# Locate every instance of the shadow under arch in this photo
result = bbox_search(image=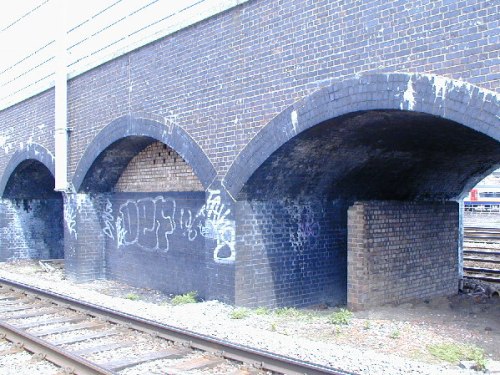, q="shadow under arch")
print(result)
[226,73,500,309]
[0,144,63,260]
[224,73,500,200]
[72,115,216,192]
[0,143,56,198]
